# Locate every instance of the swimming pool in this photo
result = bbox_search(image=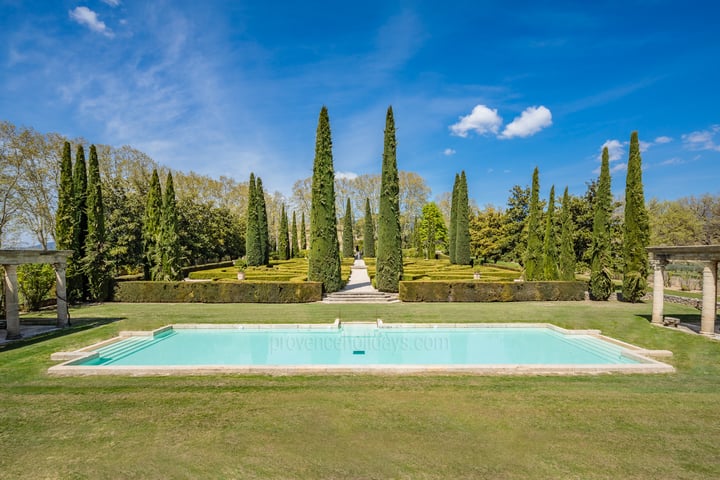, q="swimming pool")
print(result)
[49,322,674,375]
